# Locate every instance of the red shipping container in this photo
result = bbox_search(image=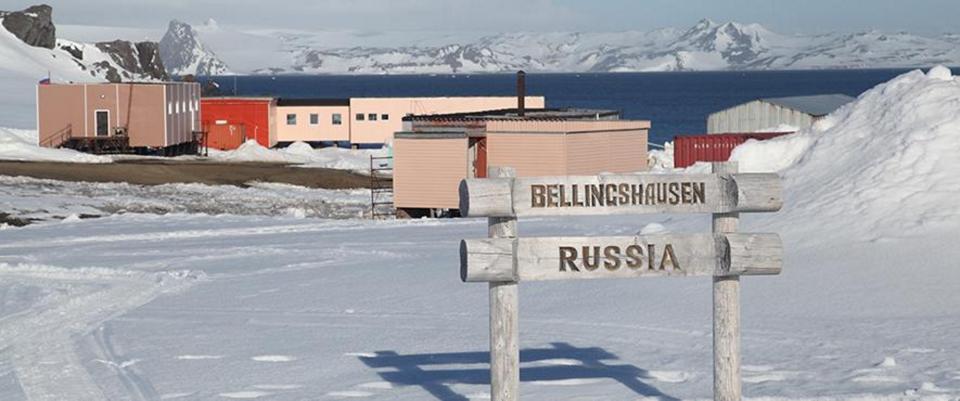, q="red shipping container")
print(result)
[201,98,275,149]
[673,132,792,168]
